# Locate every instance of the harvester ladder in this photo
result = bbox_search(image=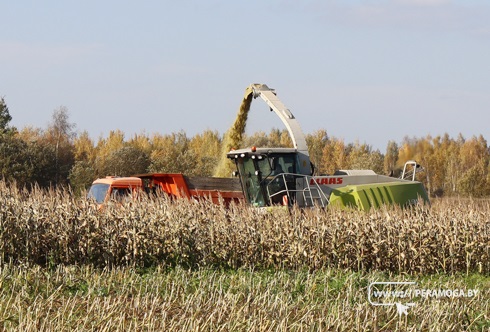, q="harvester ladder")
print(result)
[301,177,329,208]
